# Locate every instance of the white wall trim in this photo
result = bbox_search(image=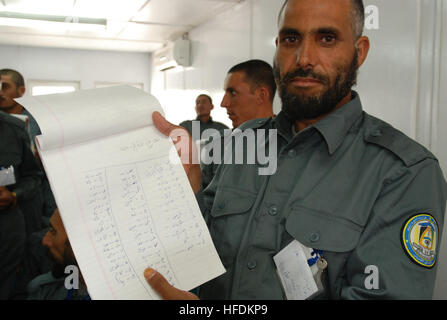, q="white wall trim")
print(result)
[415,0,442,151]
